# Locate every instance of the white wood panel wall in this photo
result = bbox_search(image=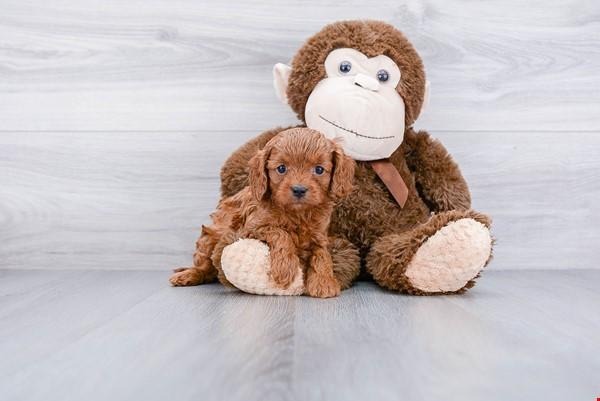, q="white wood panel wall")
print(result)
[1,0,599,271]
